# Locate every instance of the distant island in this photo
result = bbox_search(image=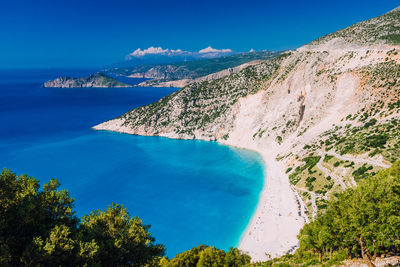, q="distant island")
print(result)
[103,51,282,87]
[43,73,131,88]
